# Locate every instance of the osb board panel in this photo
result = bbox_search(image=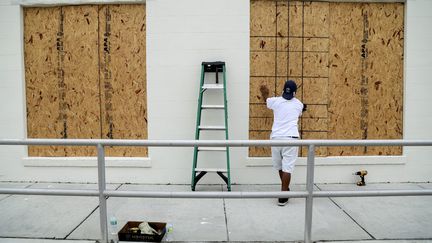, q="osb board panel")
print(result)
[302,118,328,132]
[25,7,67,156]
[99,4,147,157]
[277,37,302,52]
[288,52,302,77]
[303,52,328,78]
[249,1,403,157]
[250,37,276,51]
[302,105,327,118]
[249,131,271,157]
[276,0,288,37]
[276,52,288,76]
[328,2,403,156]
[250,52,276,76]
[63,5,100,156]
[304,38,329,52]
[303,78,328,104]
[364,3,403,155]
[289,1,303,37]
[250,77,276,103]
[301,132,328,157]
[25,4,147,157]
[250,104,273,118]
[249,118,273,131]
[328,3,366,156]
[250,0,276,36]
[303,2,329,38]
